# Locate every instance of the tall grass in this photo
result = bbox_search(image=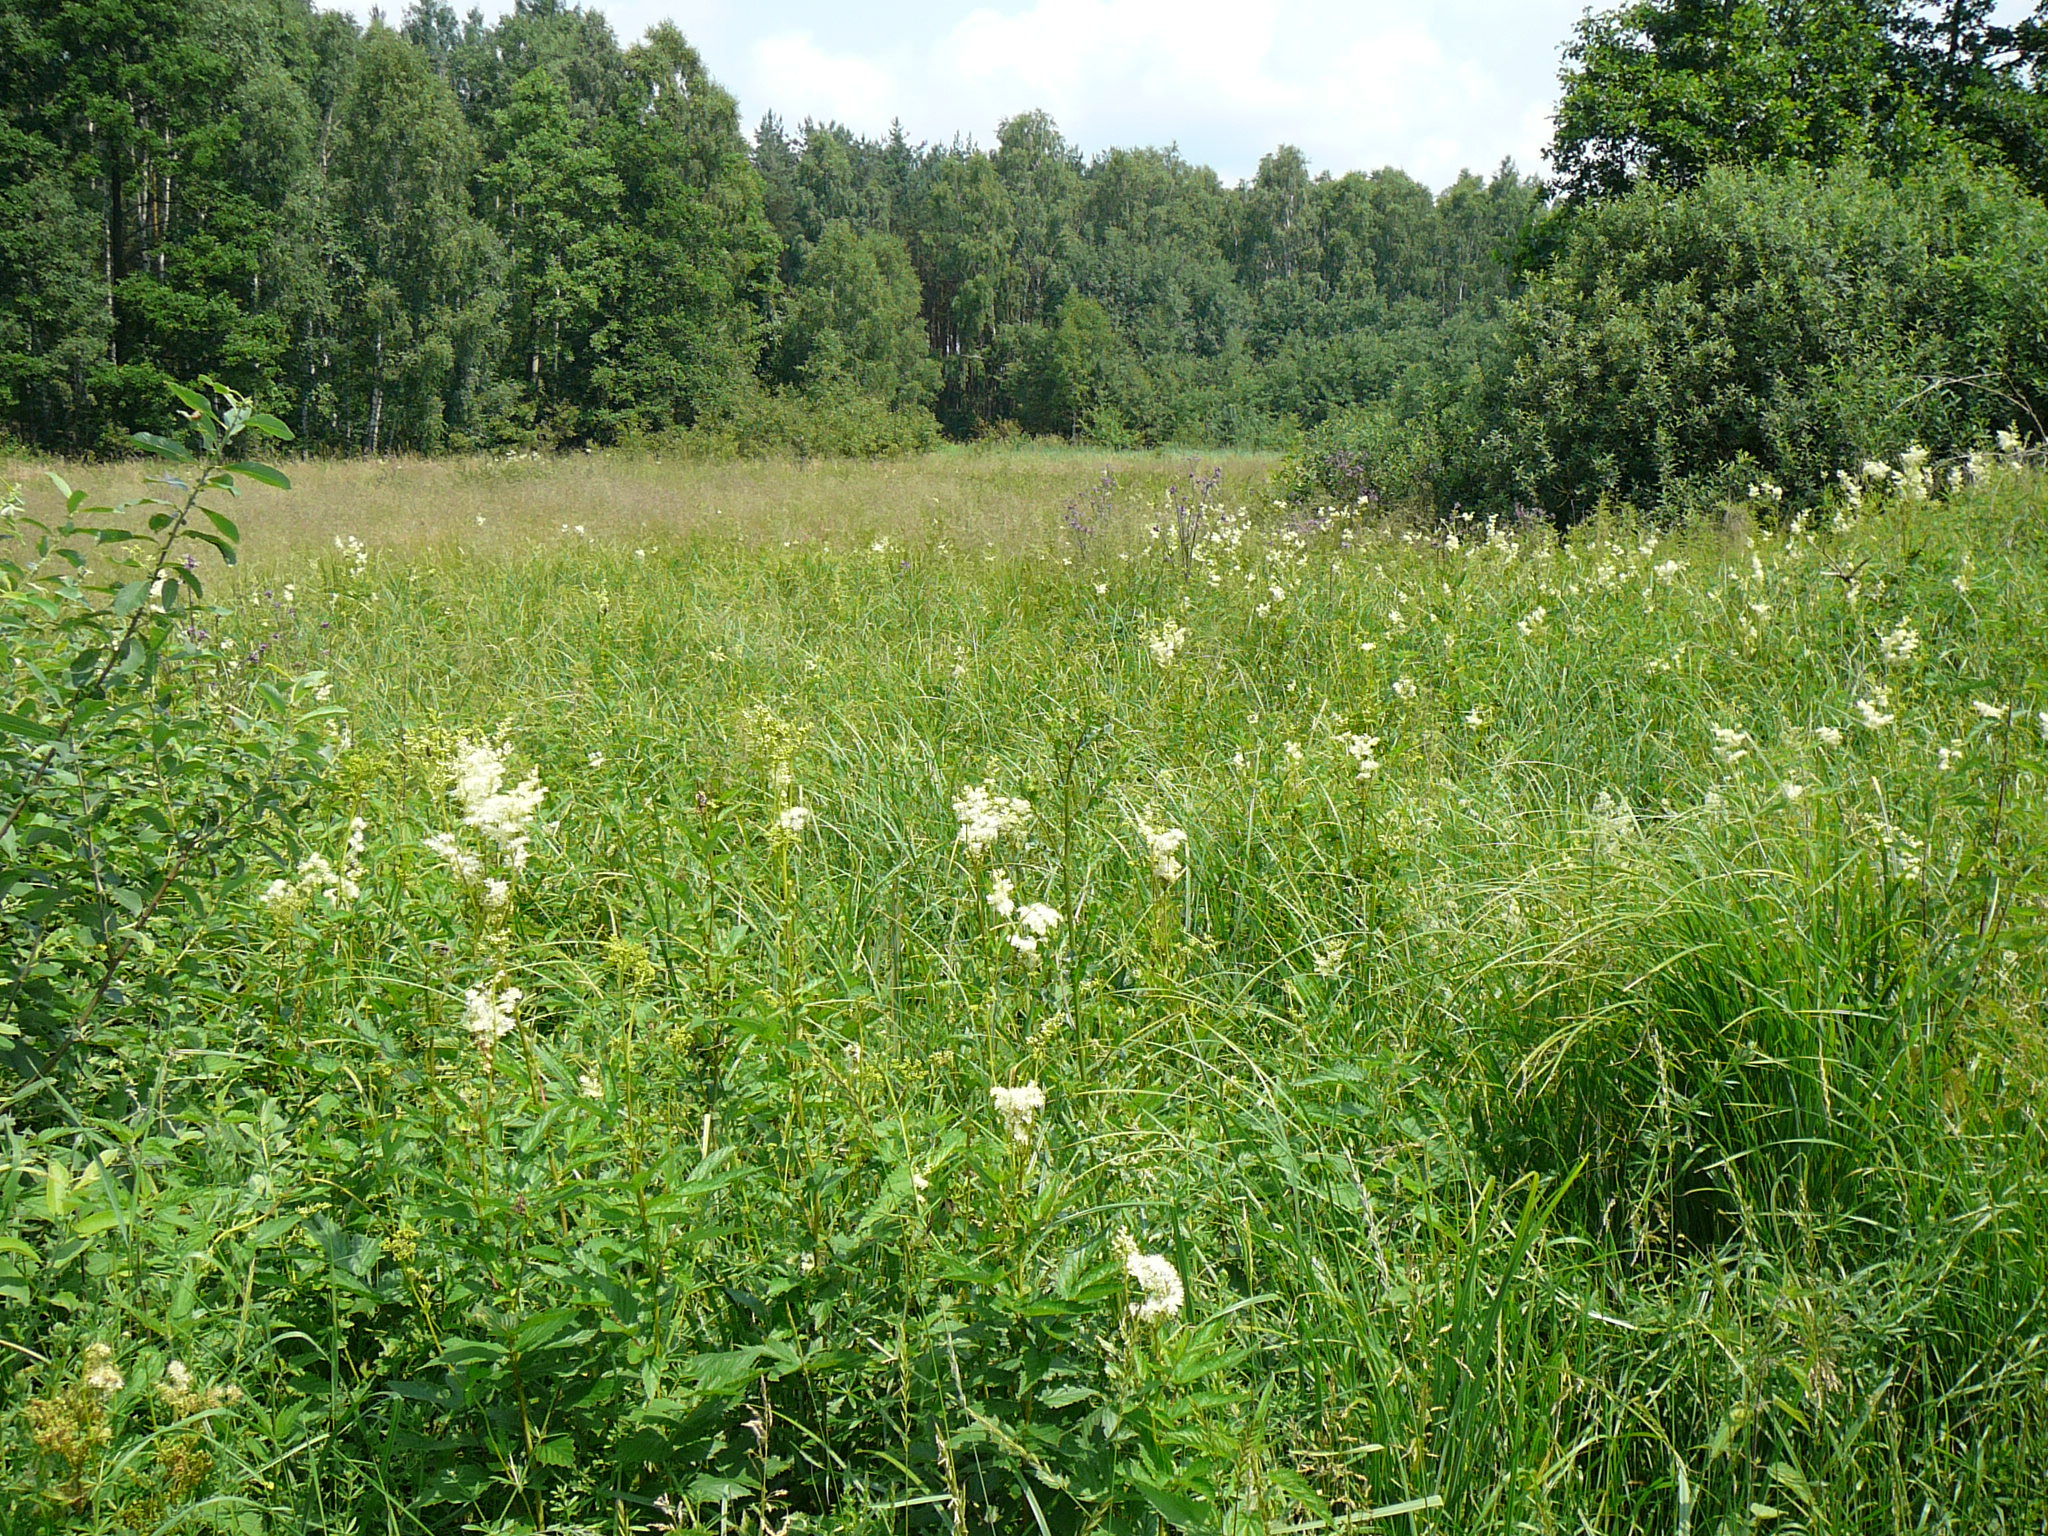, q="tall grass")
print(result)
[3,455,2045,1533]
